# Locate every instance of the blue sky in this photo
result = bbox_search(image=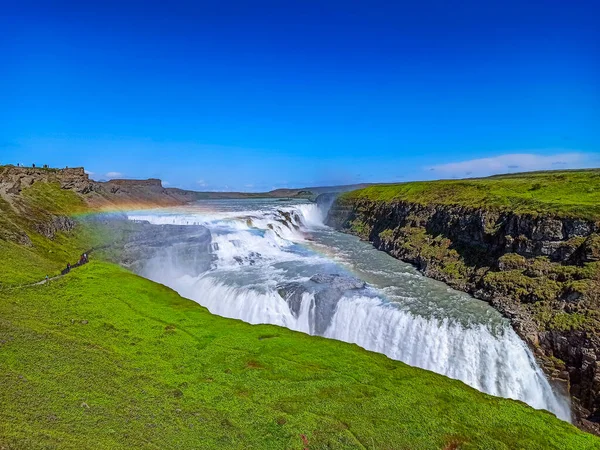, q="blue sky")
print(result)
[1,1,599,191]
